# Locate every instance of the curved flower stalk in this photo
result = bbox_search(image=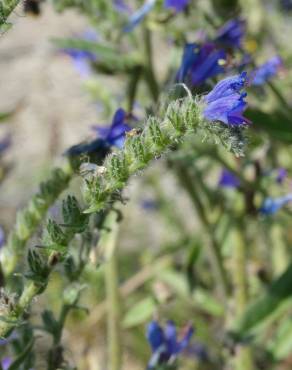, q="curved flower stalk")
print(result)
[0,164,73,278]
[0,196,88,338]
[83,77,249,214]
